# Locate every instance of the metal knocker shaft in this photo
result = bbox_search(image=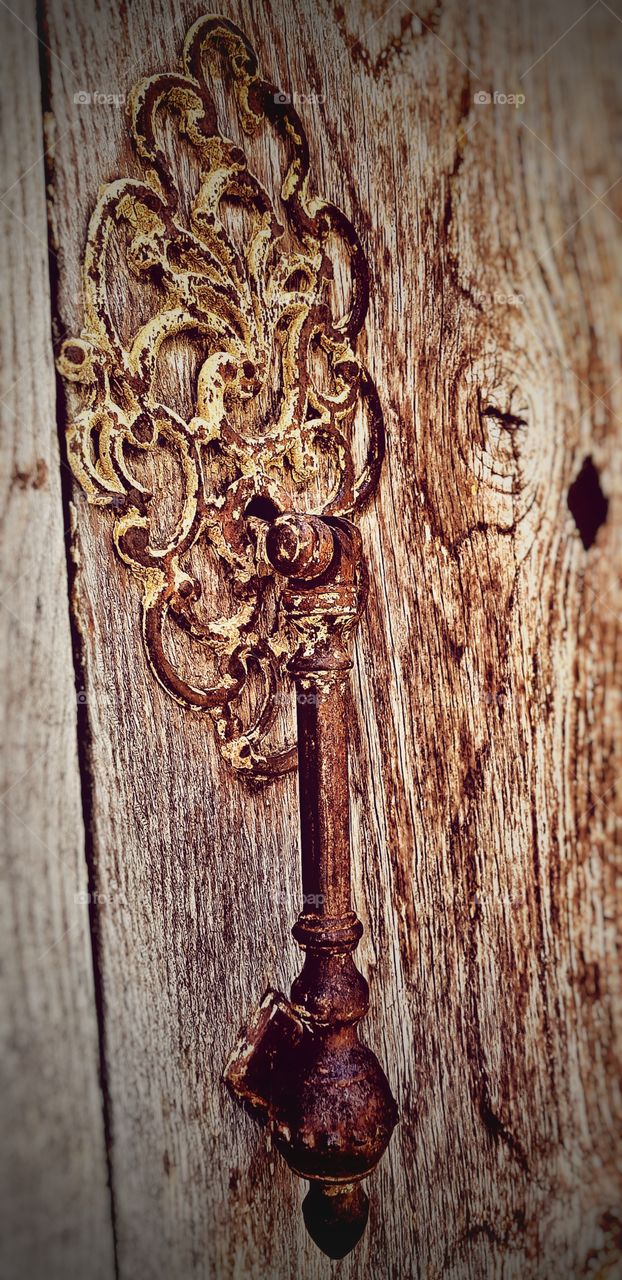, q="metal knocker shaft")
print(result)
[225,514,398,1258]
